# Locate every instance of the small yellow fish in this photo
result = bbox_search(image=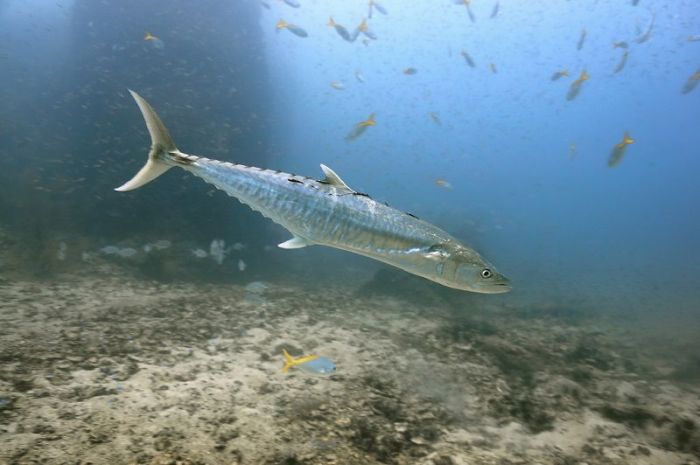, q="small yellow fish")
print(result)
[276,19,308,38]
[144,32,165,50]
[345,113,376,141]
[403,67,417,75]
[328,17,354,42]
[566,70,589,101]
[608,131,634,168]
[357,18,377,40]
[368,0,388,18]
[330,80,345,90]
[435,179,452,189]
